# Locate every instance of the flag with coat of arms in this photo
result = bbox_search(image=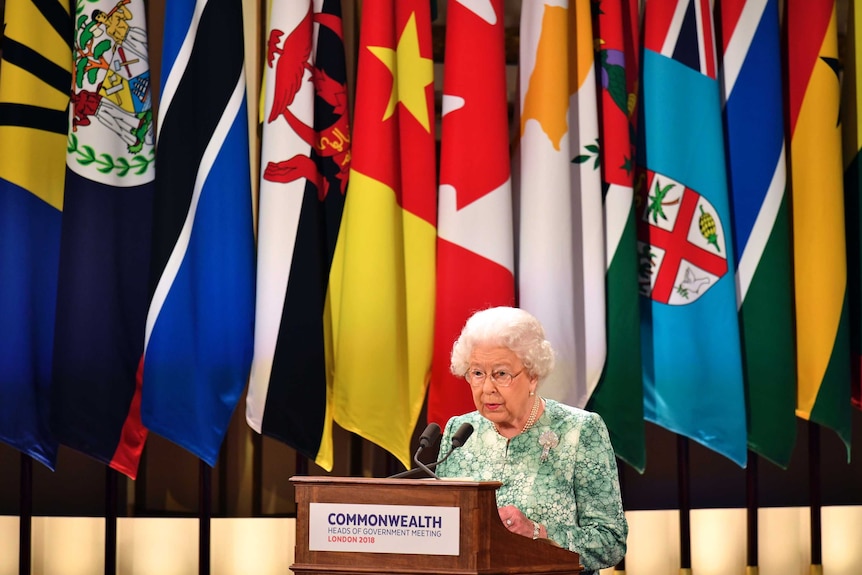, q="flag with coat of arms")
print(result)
[51,0,154,478]
[637,0,747,467]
